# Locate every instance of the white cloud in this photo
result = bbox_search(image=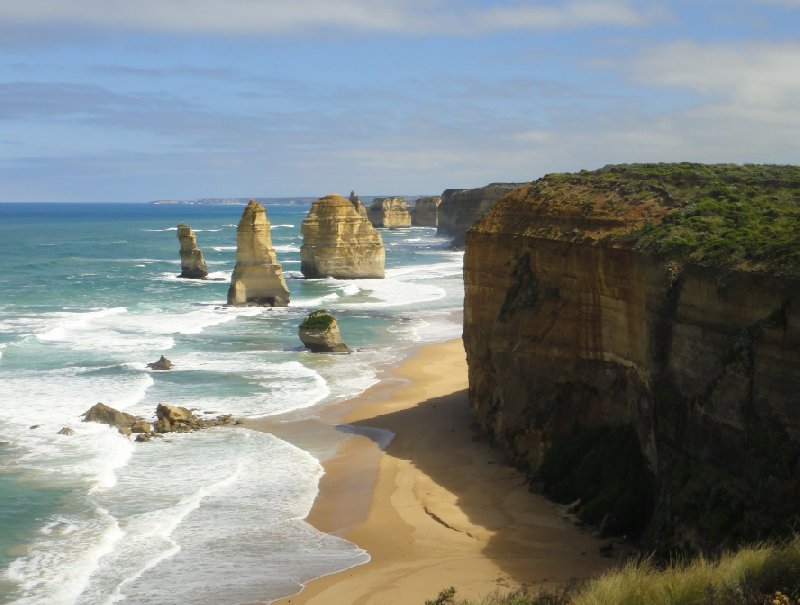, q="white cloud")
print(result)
[0,0,652,34]
[632,40,800,109]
